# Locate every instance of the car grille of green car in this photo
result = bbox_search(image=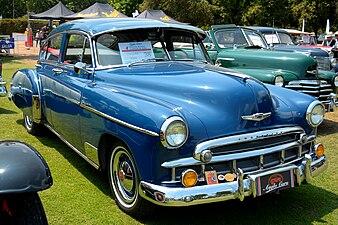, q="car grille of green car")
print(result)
[285,80,334,106]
